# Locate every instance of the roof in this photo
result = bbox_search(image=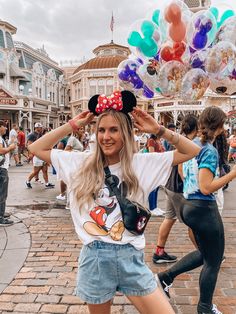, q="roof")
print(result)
[93,42,130,55]
[73,55,127,74]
